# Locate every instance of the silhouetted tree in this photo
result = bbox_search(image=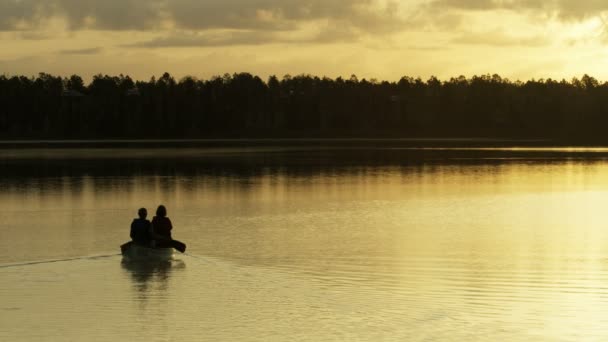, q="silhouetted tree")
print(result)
[3,72,608,142]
